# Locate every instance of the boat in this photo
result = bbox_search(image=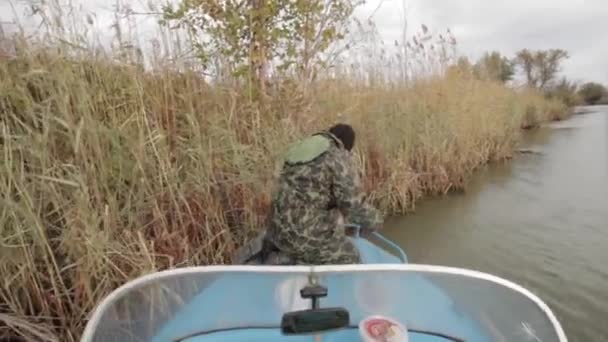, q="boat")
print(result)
[80,228,568,341]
